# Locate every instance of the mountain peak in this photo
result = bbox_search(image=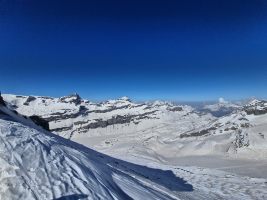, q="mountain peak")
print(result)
[59,93,82,105]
